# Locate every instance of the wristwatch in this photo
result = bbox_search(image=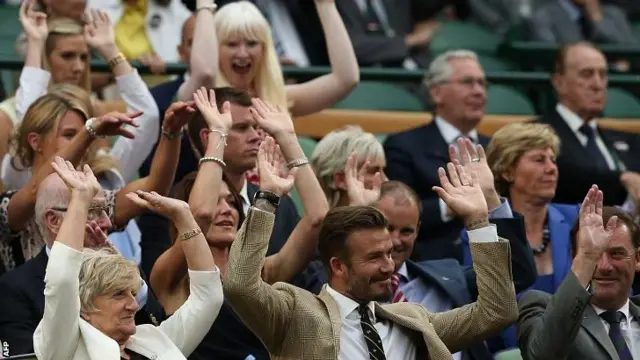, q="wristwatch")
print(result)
[253,190,280,208]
